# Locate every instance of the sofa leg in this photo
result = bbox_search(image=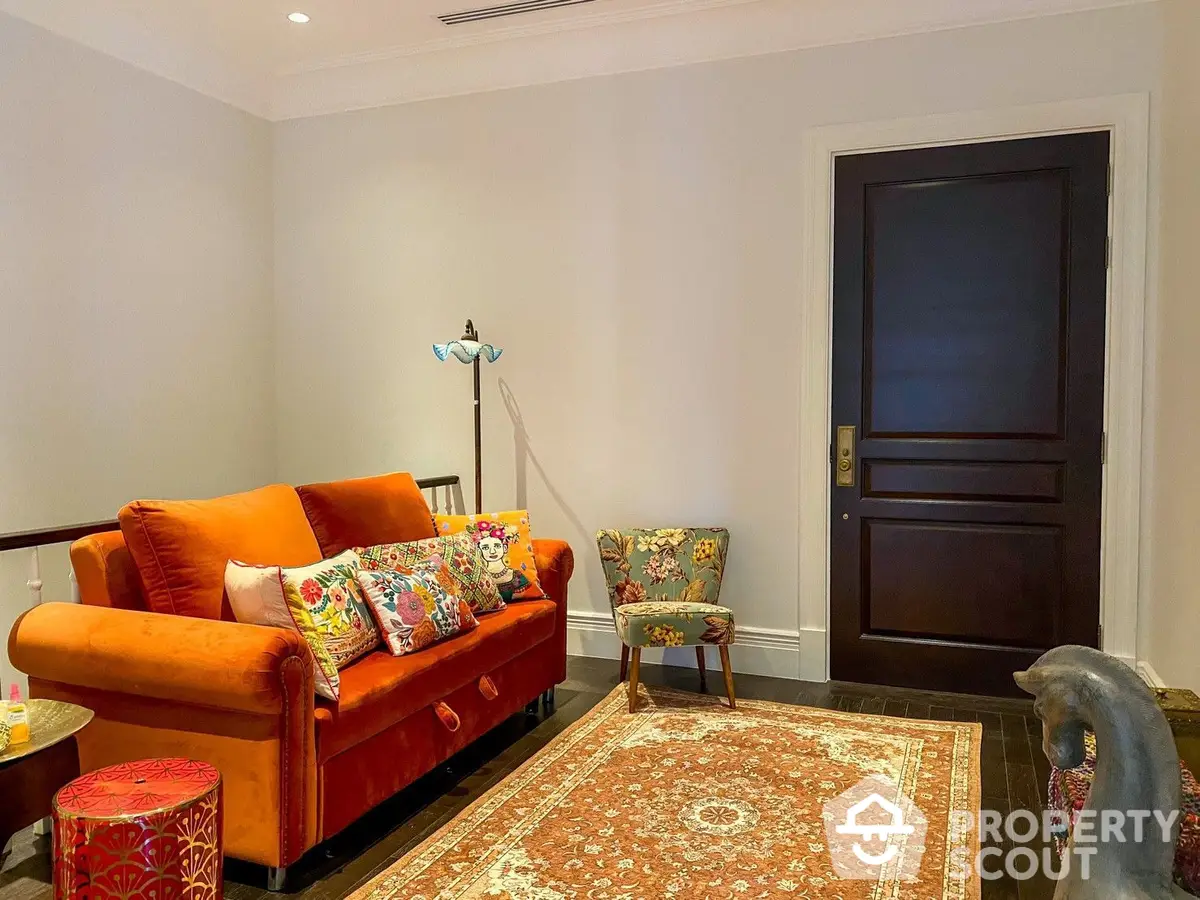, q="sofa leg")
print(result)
[525,700,540,716]
[542,688,556,712]
[267,866,287,892]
